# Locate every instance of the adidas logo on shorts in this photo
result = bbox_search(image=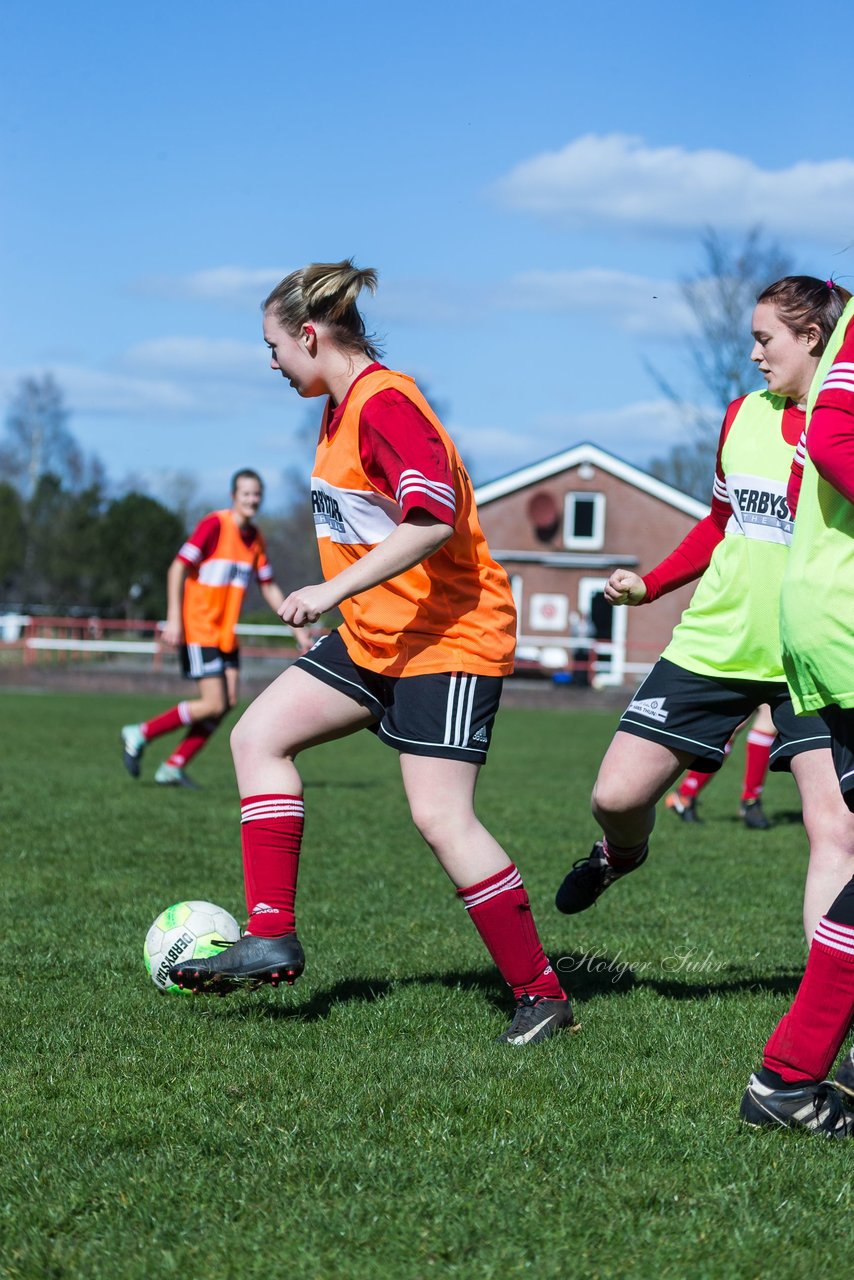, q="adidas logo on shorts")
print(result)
[471,725,489,744]
[627,696,668,723]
